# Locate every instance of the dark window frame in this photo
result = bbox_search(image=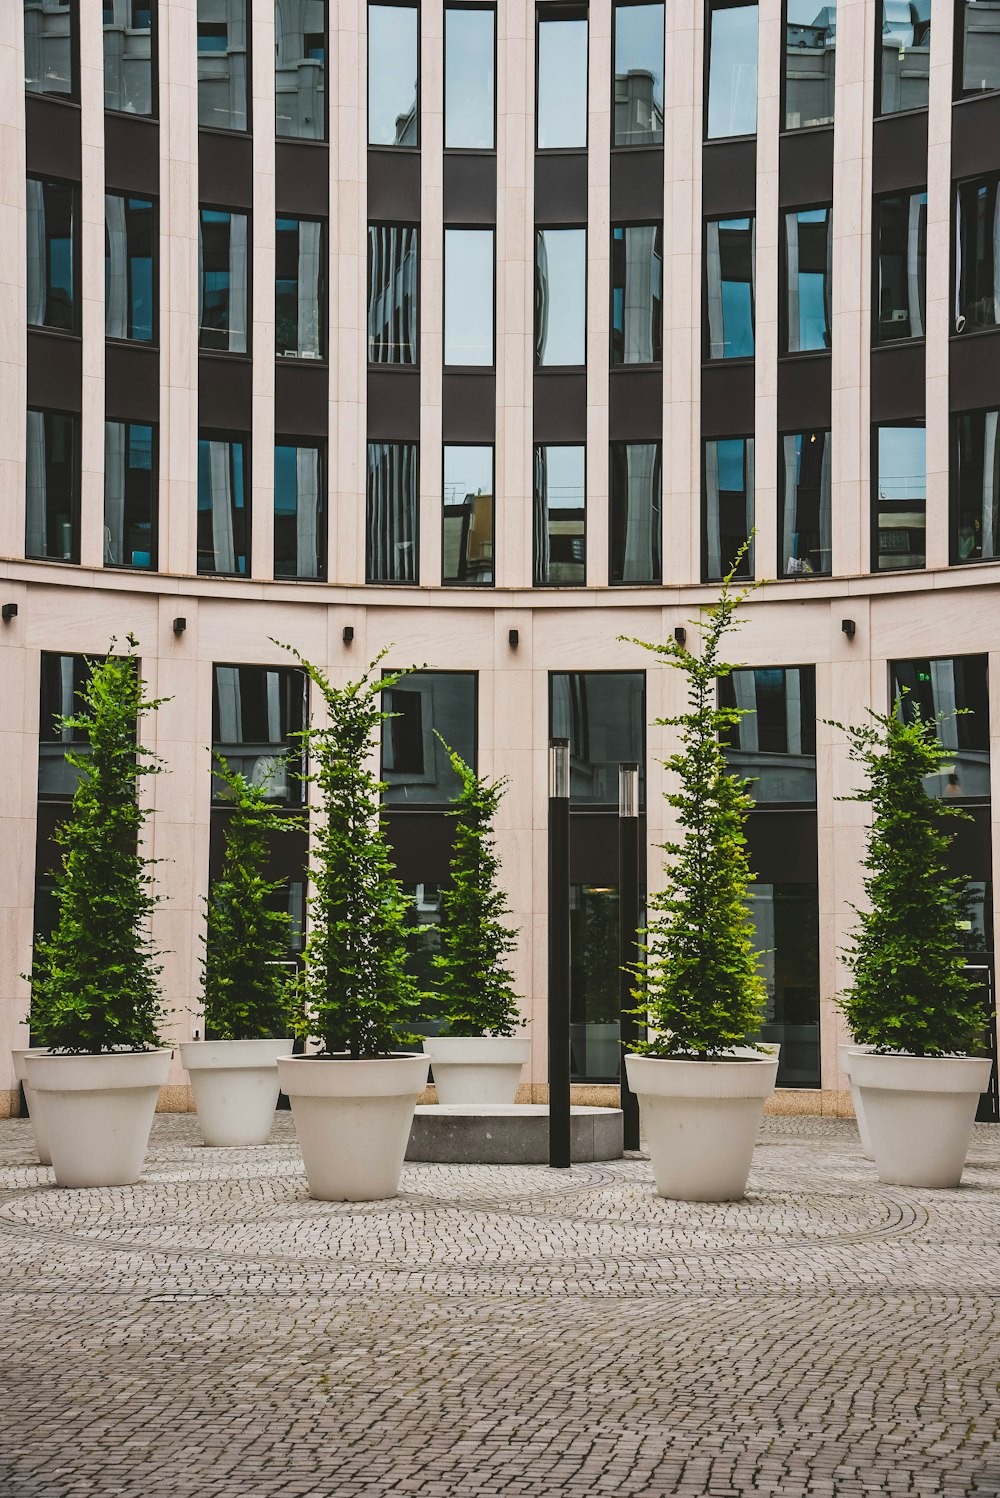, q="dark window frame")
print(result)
[703,0,759,143]
[196,426,252,577]
[24,0,81,105]
[611,0,666,151]
[25,404,81,566]
[443,222,497,371]
[701,431,755,583]
[103,0,159,121]
[367,219,421,367]
[779,0,837,136]
[196,0,252,135]
[702,211,756,363]
[27,173,81,338]
[441,440,496,587]
[872,185,927,347]
[608,438,663,585]
[778,199,833,357]
[535,222,589,370]
[273,434,328,582]
[274,212,328,363]
[610,219,664,368]
[777,426,832,579]
[365,438,421,585]
[105,189,159,347]
[275,0,329,142]
[535,2,590,152]
[952,169,1000,340]
[443,1,497,153]
[874,0,930,118]
[547,667,648,811]
[533,439,588,587]
[950,405,1000,566]
[870,416,927,574]
[210,660,308,806]
[198,201,252,358]
[720,661,819,808]
[380,668,480,805]
[103,415,159,572]
[954,0,1000,100]
[367,0,421,151]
